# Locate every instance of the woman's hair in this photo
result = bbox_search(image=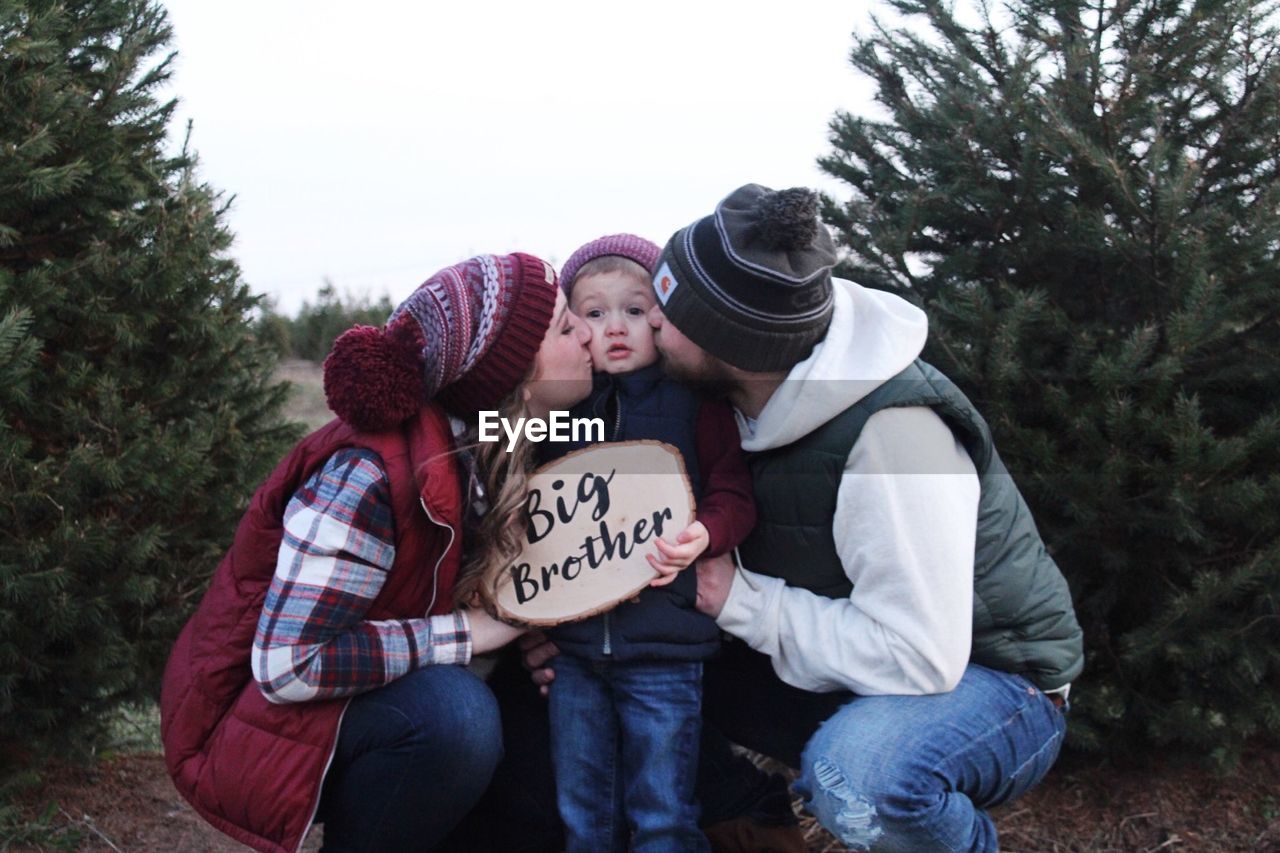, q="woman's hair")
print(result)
[450,380,541,610]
